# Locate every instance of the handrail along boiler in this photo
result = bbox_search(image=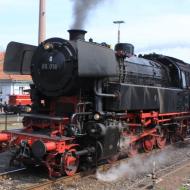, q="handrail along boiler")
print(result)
[0,29,190,177]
